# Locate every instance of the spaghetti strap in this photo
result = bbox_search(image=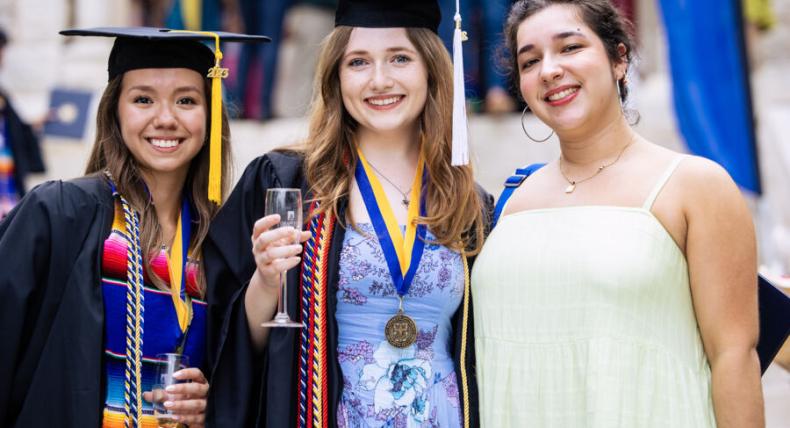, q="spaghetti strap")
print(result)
[642,156,686,210]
